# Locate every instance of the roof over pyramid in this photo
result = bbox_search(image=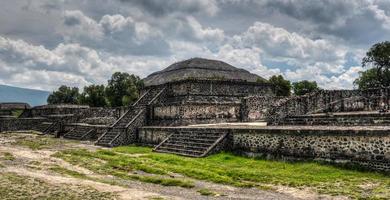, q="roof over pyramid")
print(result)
[143,58,265,86]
